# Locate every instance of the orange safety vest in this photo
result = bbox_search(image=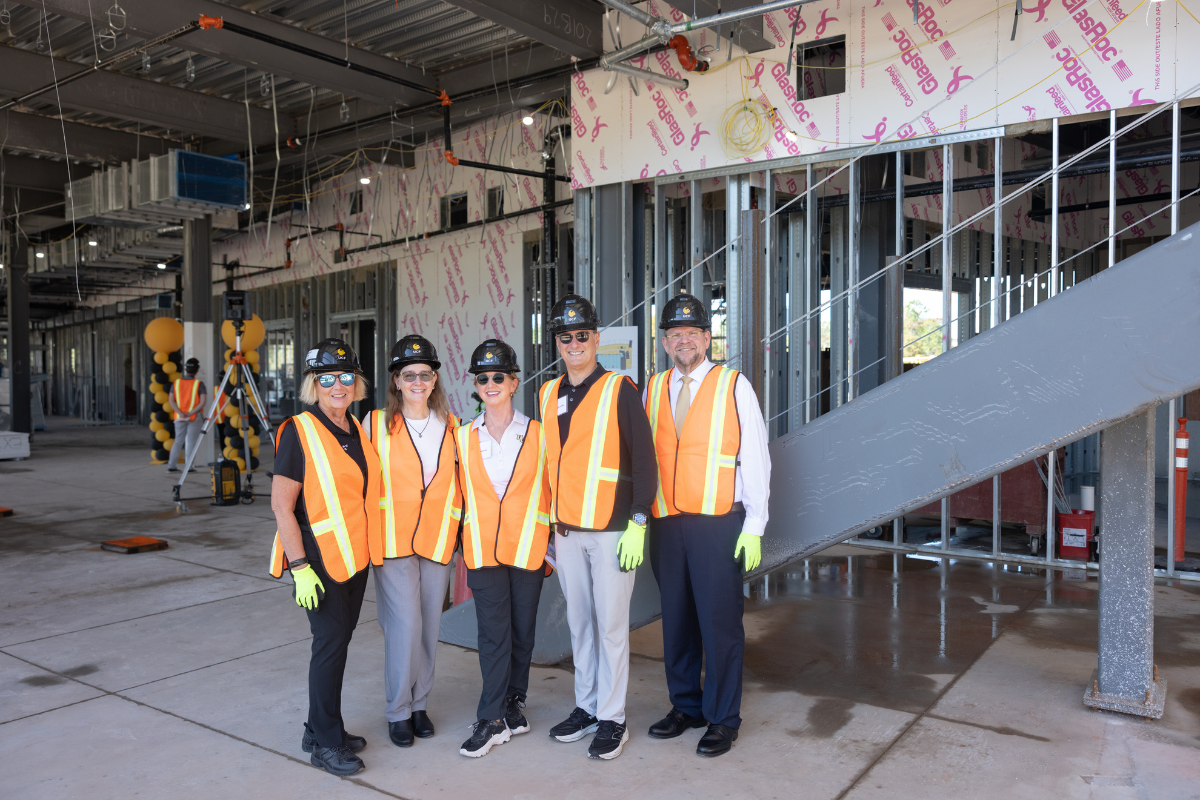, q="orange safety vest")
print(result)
[539,372,628,530]
[269,412,384,582]
[173,377,202,416]
[645,366,741,517]
[456,419,551,571]
[370,409,462,564]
